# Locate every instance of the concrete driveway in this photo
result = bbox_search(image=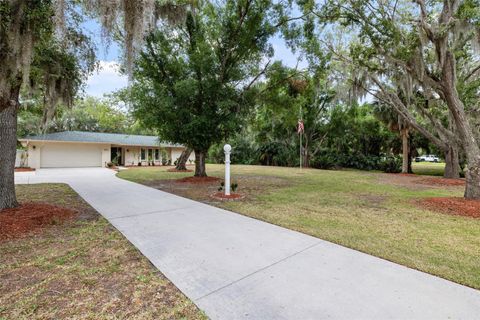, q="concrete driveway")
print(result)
[15,168,480,319]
